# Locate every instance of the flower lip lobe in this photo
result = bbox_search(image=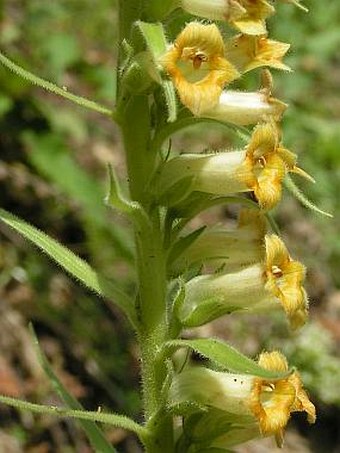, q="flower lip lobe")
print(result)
[231,0,275,35]
[264,234,308,329]
[250,351,316,446]
[161,22,239,115]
